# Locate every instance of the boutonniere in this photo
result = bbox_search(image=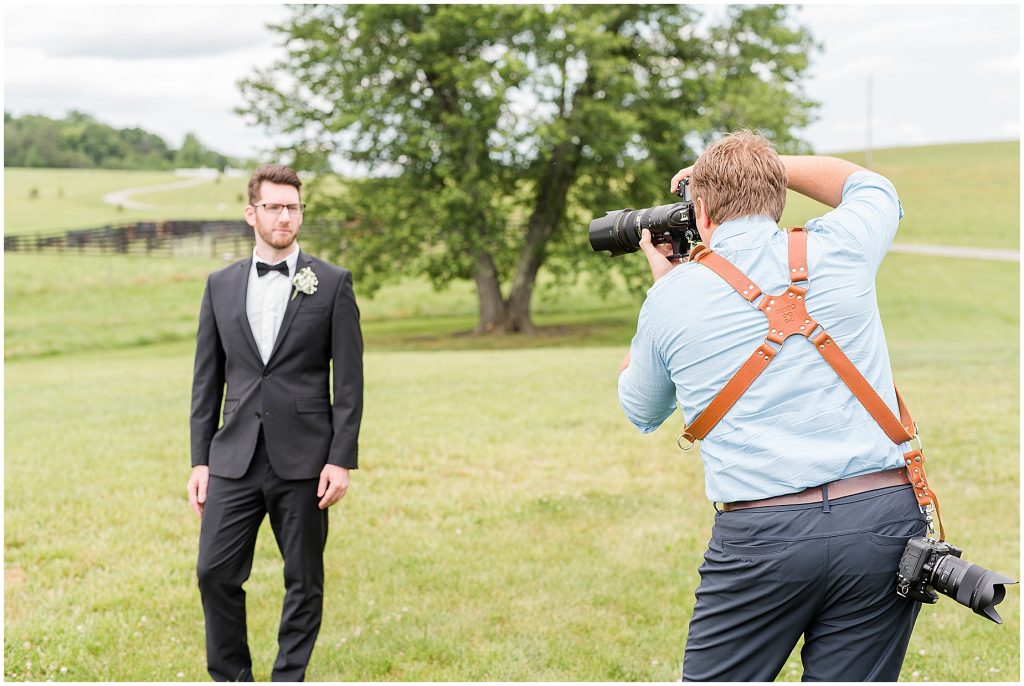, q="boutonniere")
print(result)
[291,266,318,301]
